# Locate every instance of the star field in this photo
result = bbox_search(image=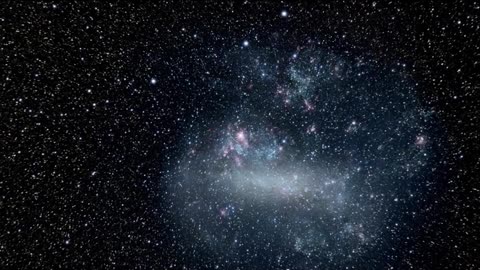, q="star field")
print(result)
[2,1,479,269]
